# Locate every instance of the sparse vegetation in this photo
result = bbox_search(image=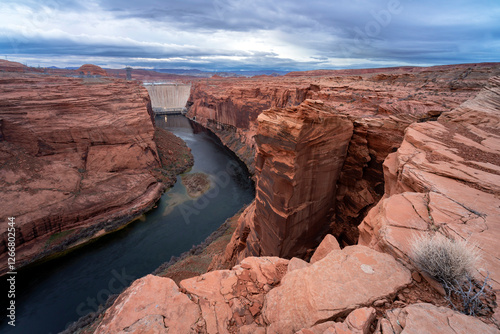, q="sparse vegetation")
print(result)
[442,273,493,316]
[410,234,492,316]
[411,234,479,284]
